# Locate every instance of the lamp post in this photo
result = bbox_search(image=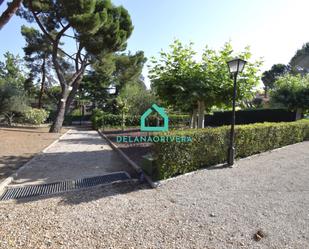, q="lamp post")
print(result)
[227,58,247,166]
